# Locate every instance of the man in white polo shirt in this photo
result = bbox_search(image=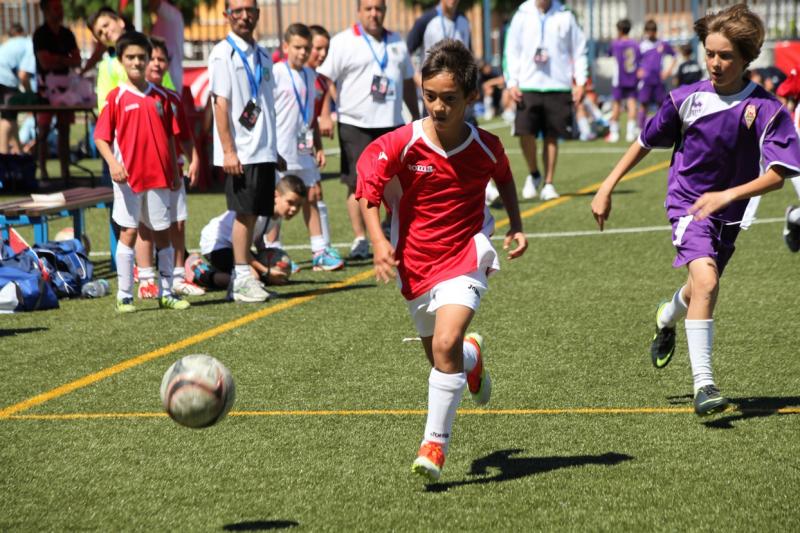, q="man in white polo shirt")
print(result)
[317,0,419,260]
[209,0,280,303]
